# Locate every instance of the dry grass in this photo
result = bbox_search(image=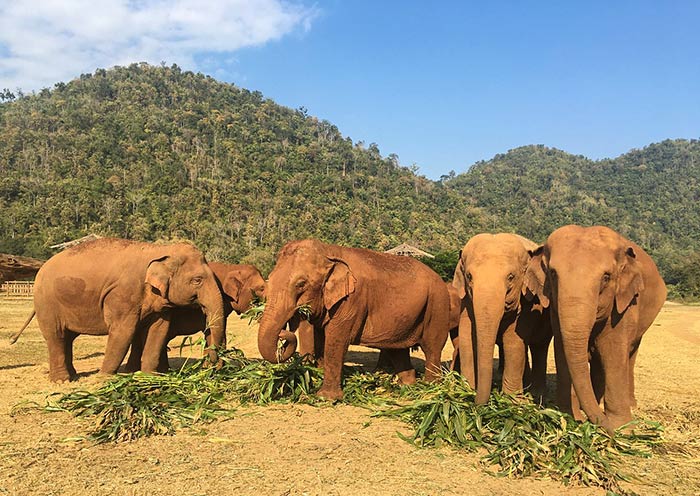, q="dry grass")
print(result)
[0,298,698,495]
